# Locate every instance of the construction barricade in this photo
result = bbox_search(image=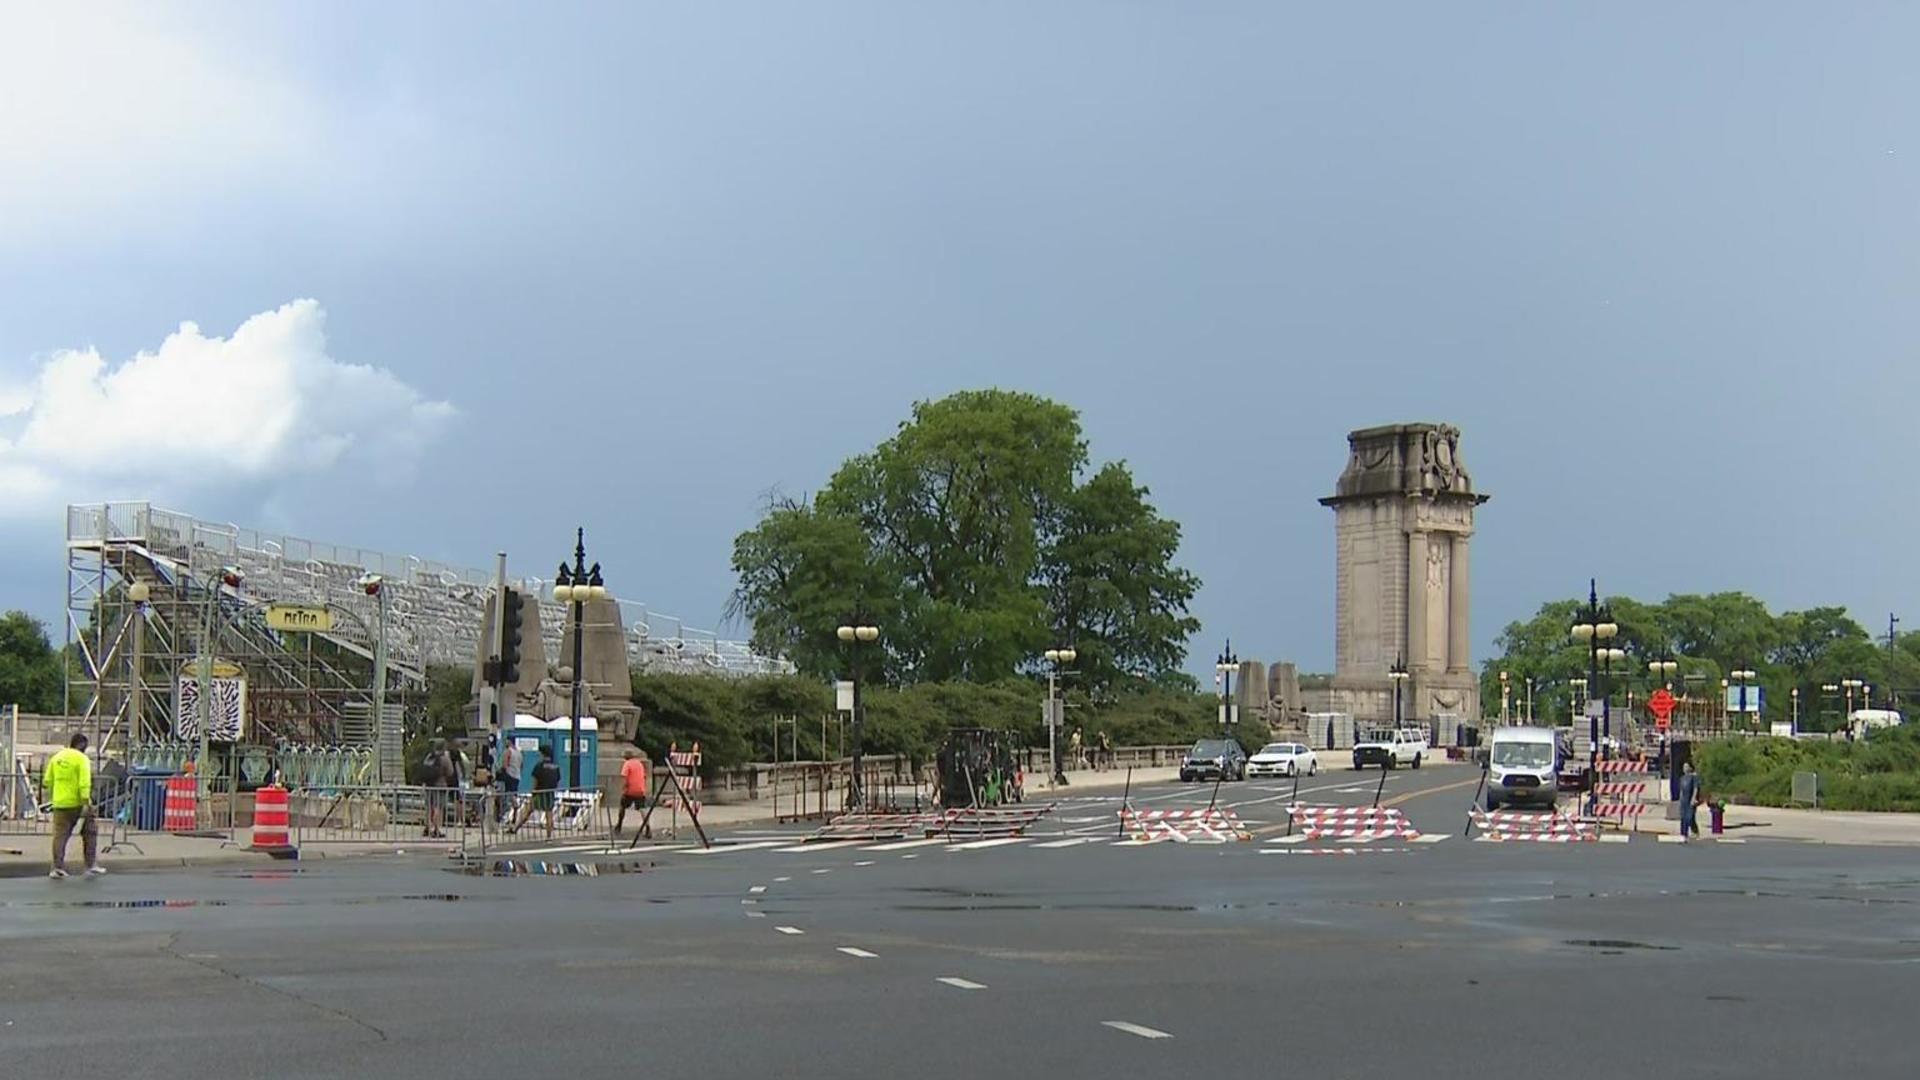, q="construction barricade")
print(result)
[1590,758,1653,830]
[939,804,1054,838]
[1286,805,1421,841]
[249,784,295,853]
[809,810,942,842]
[163,775,198,832]
[1468,807,1599,843]
[1119,807,1250,843]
